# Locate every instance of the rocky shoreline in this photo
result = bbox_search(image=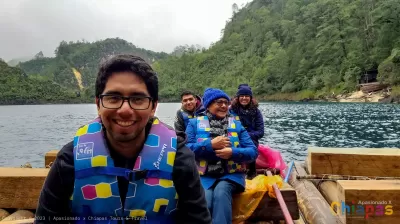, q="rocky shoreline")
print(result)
[326,89,399,103]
